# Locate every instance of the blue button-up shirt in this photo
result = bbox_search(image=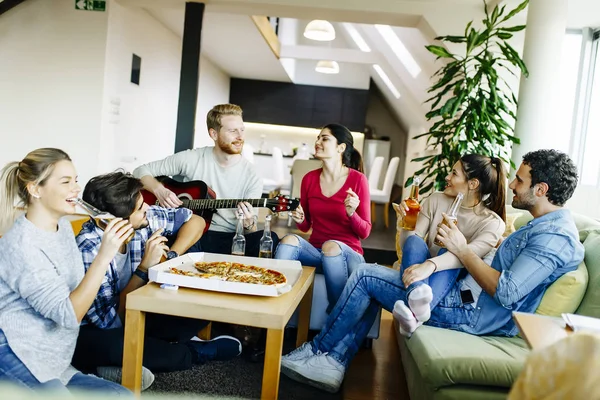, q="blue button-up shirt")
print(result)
[459,209,584,336]
[76,206,192,329]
